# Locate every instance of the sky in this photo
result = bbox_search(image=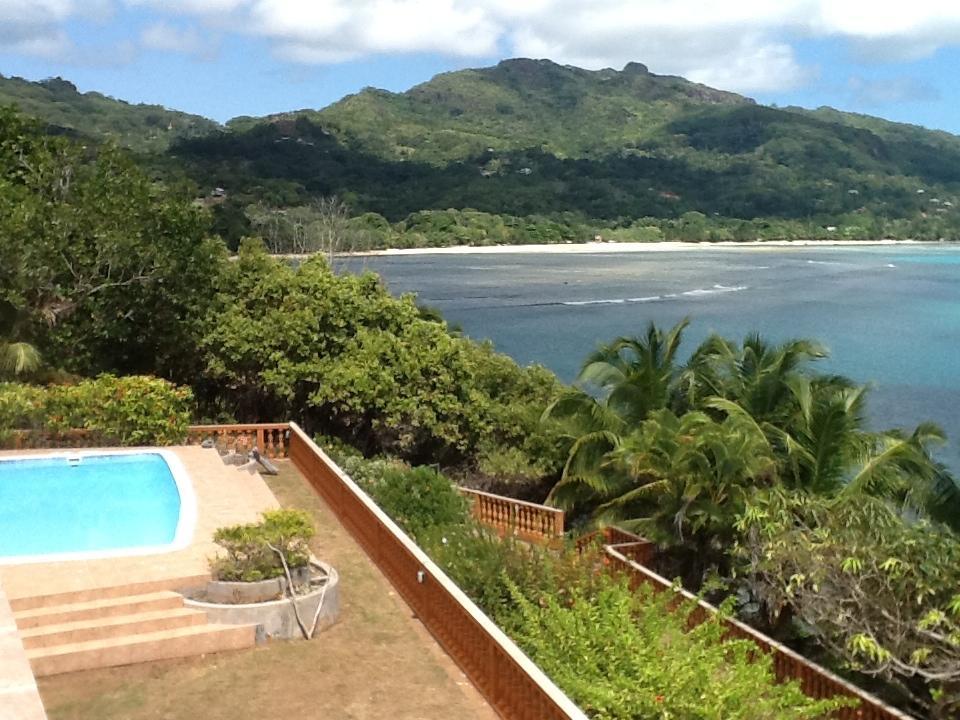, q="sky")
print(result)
[2,1,960,133]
